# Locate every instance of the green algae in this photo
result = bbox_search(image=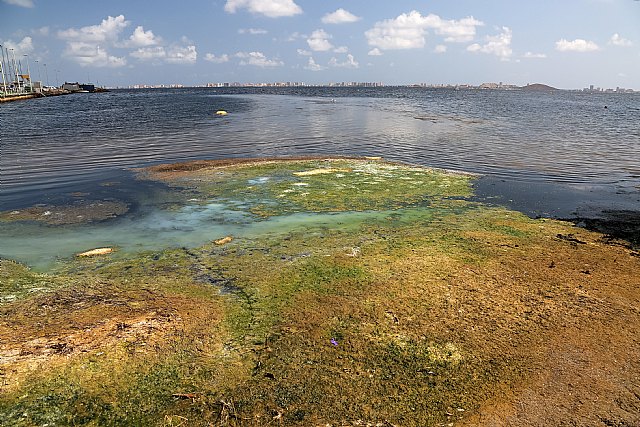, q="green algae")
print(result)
[2,159,637,426]
[145,159,474,217]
